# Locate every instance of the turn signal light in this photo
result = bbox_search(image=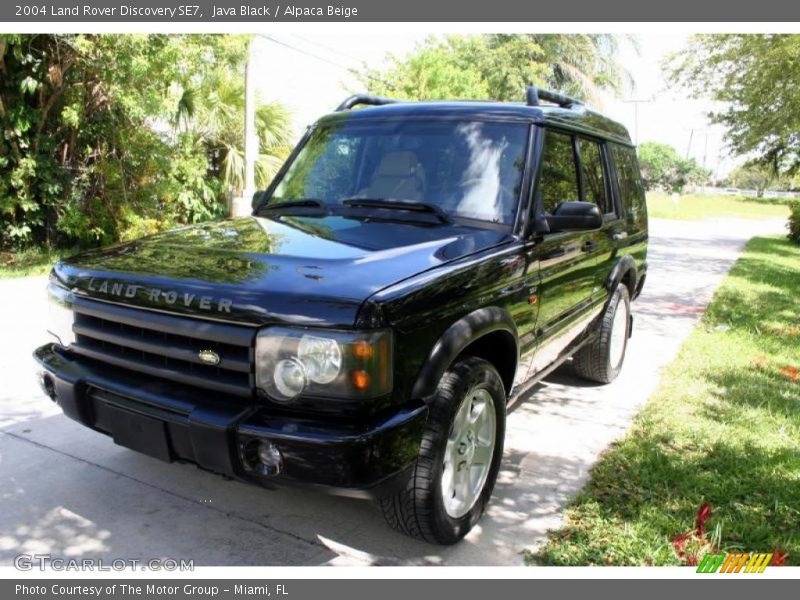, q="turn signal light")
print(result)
[352,339,374,360]
[351,369,371,390]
